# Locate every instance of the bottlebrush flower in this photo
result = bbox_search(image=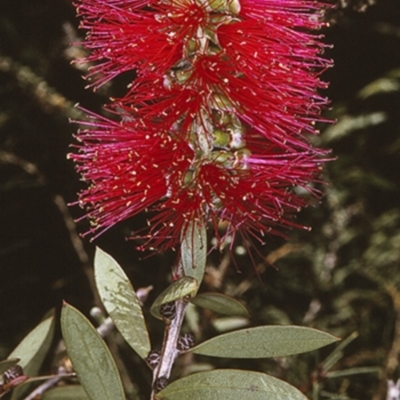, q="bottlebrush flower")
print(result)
[70,0,332,252]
